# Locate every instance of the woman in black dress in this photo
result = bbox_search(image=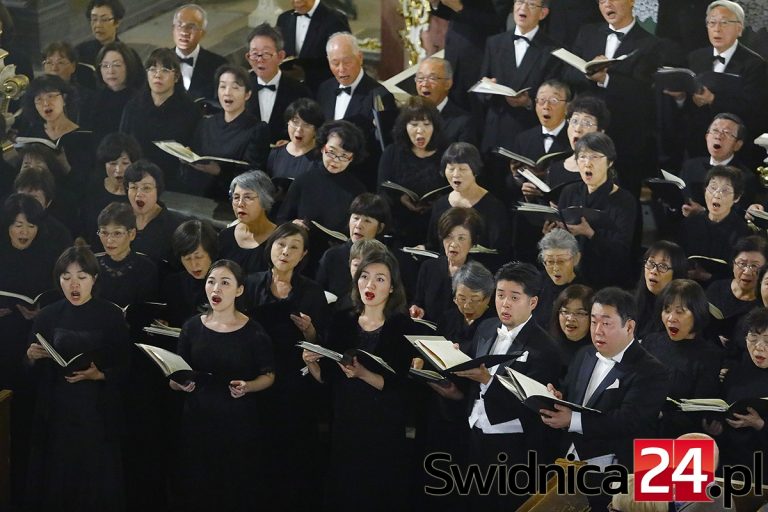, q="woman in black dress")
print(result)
[25,244,131,511]
[20,75,94,199]
[634,240,688,340]
[303,249,422,512]
[81,133,140,246]
[642,279,721,438]
[266,98,323,182]
[41,42,92,125]
[378,96,446,245]
[534,227,583,330]
[170,259,275,512]
[94,202,158,307]
[410,206,483,322]
[179,65,270,199]
[89,41,143,145]
[549,284,594,362]
[241,223,330,509]
[123,160,184,264]
[550,132,637,288]
[427,142,510,259]
[120,48,201,190]
[219,170,276,274]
